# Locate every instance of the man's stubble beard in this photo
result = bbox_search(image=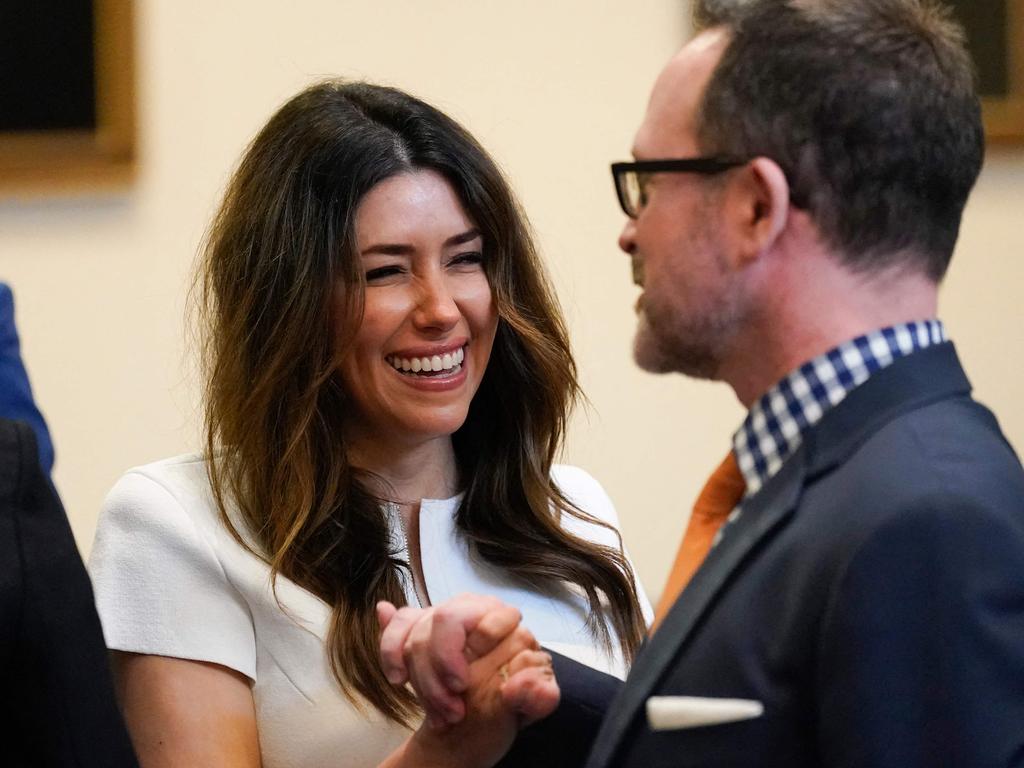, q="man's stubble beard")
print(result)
[632,298,739,380]
[632,225,744,381]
